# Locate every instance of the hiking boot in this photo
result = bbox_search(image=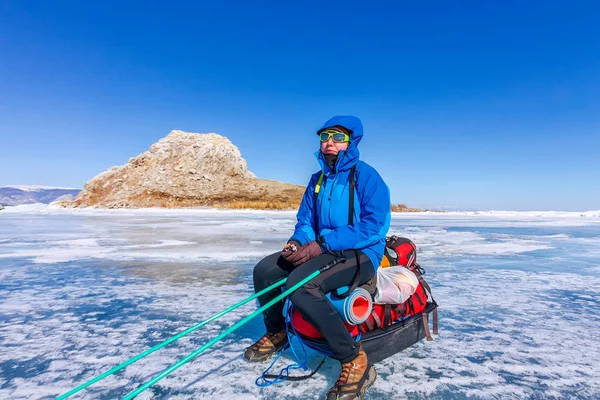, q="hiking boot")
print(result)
[326,346,377,400]
[243,330,288,362]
